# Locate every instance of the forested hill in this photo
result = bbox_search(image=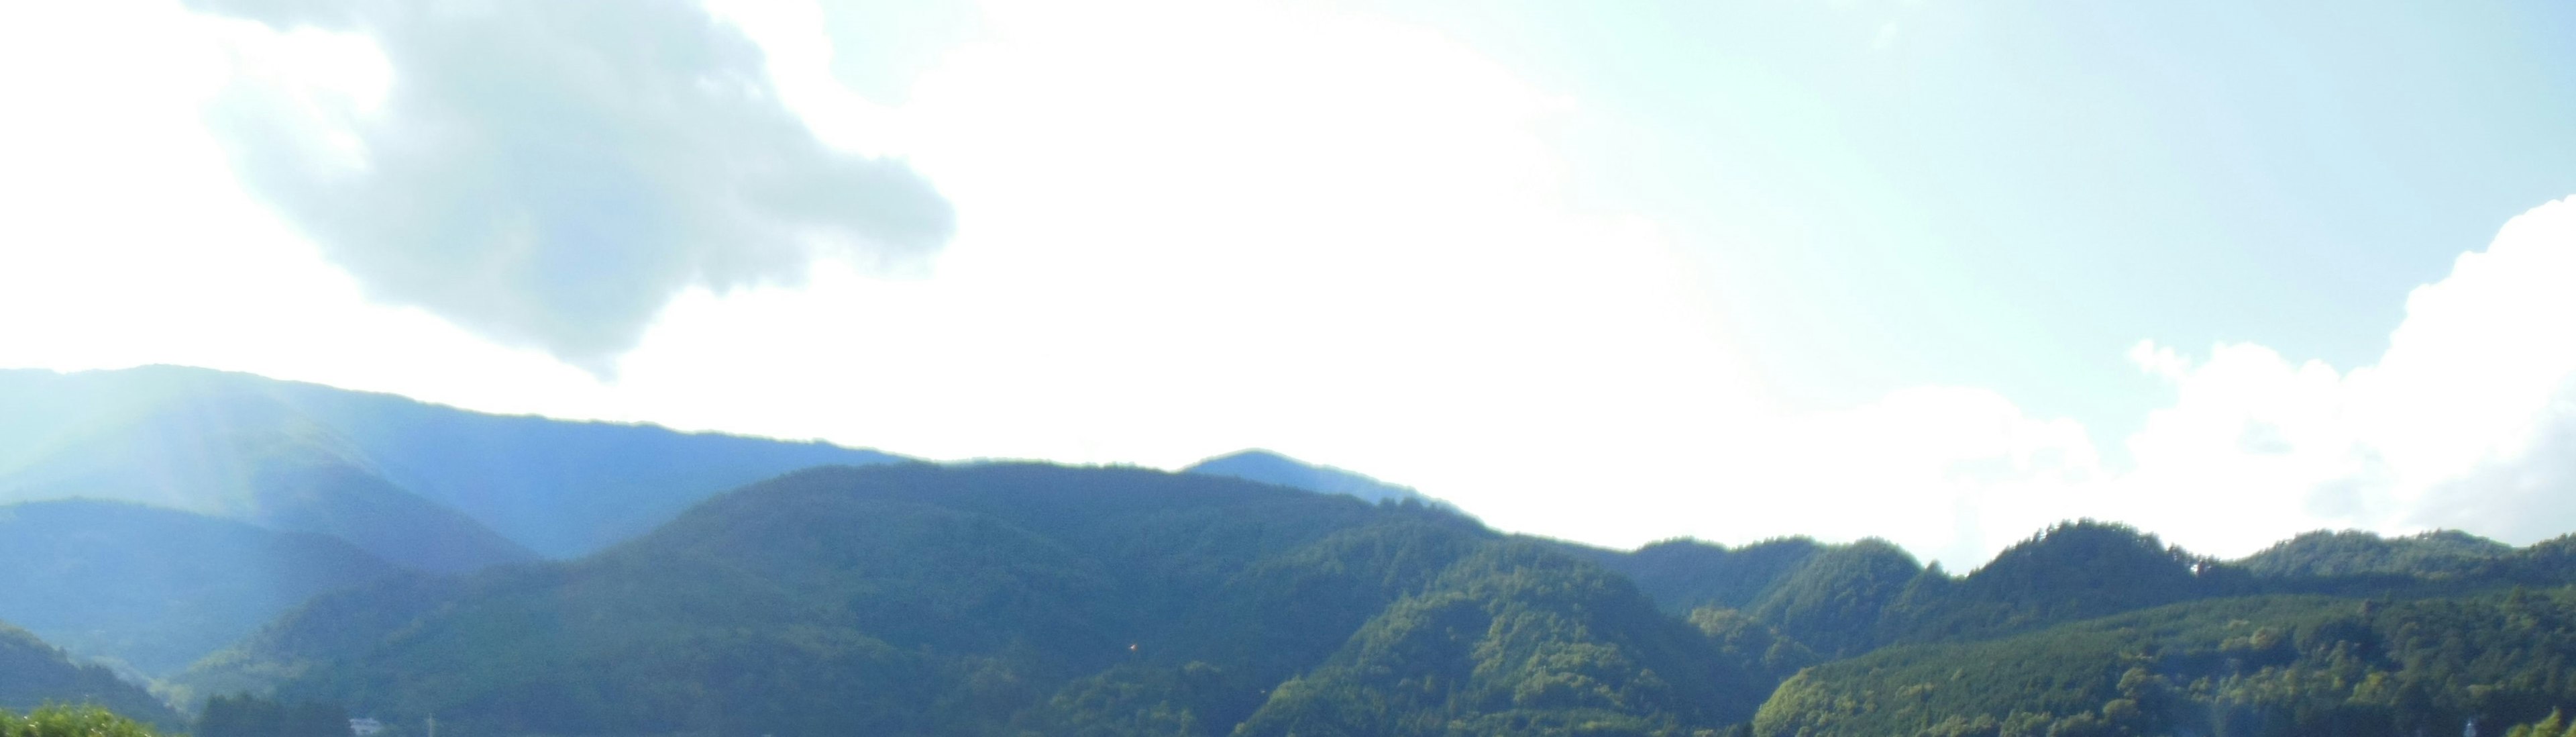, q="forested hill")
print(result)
[0,499,400,677]
[0,365,907,563]
[127,458,2576,737]
[2240,528,2518,577]
[1755,588,2576,736]
[180,463,1768,736]
[0,622,181,729]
